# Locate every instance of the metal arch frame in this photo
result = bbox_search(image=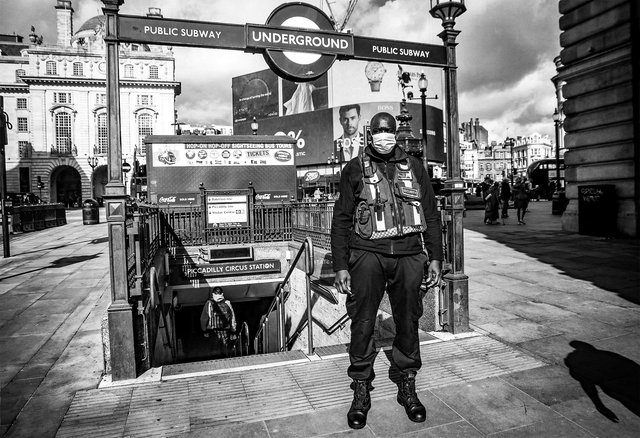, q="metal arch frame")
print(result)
[101,0,468,380]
